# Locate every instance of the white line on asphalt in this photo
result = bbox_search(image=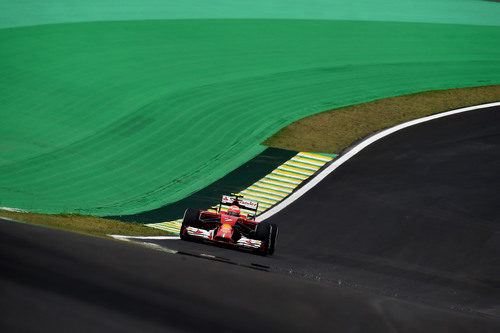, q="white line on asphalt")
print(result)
[257,101,500,222]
